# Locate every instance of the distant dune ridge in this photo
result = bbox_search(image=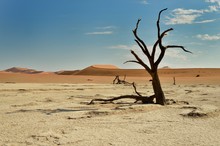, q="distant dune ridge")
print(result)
[5,67,43,74]
[0,64,220,83]
[73,64,122,76]
[2,64,220,77]
[56,64,220,77]
[56,64,119,75]
[2,65,220,77]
